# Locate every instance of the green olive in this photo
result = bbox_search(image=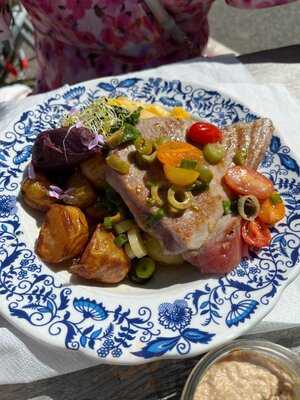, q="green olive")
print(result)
[203,143,225,165]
